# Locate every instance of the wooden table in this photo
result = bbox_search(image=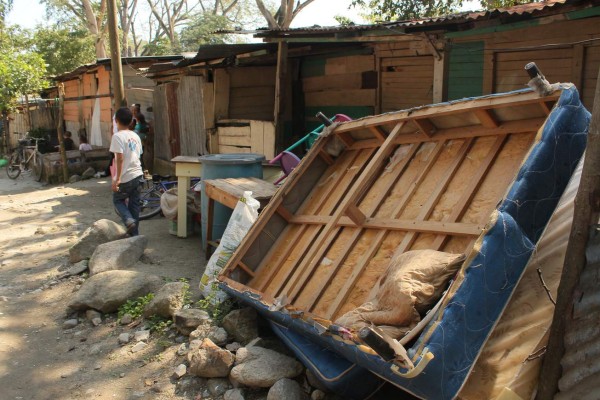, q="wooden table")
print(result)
[203,177,277,254]
[171,156,202,238]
